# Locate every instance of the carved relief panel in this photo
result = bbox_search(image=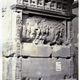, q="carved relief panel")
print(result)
[22,16,67,46]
